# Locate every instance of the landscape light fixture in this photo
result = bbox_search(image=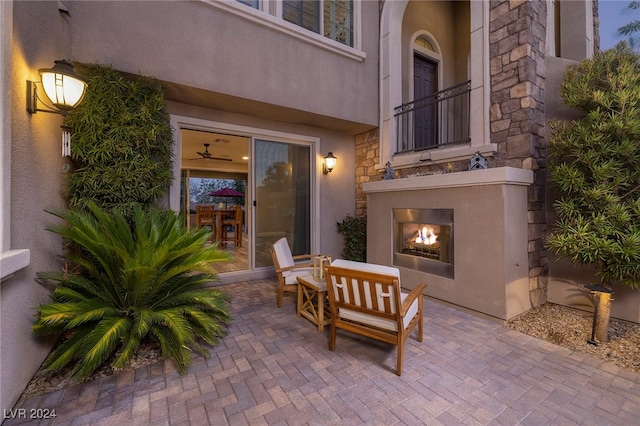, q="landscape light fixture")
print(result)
[27,60,87,115]
[323,152,337,174]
